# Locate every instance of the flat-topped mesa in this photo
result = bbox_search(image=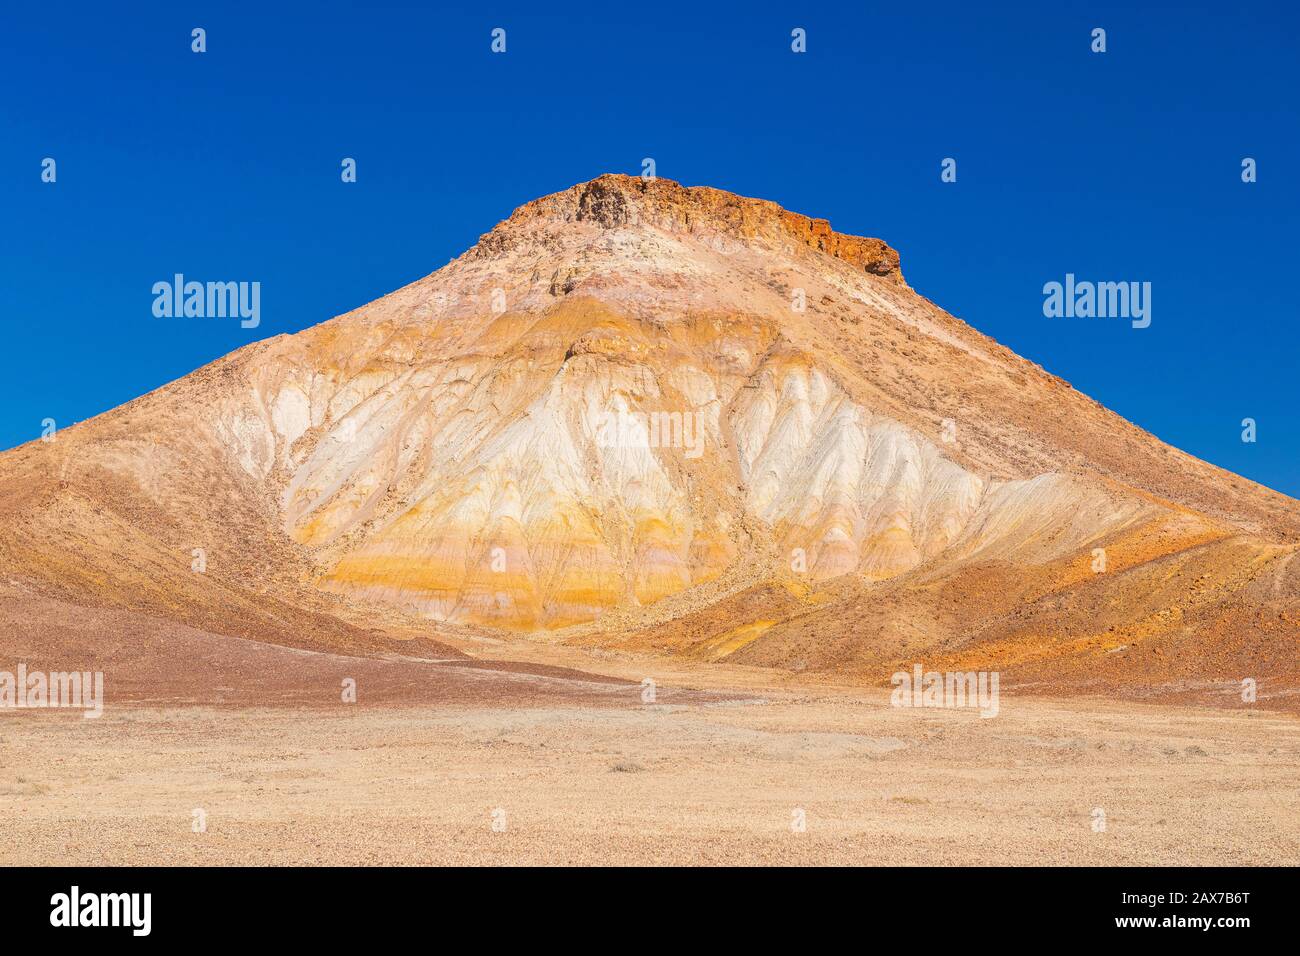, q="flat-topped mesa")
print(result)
[475,173,904,284]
